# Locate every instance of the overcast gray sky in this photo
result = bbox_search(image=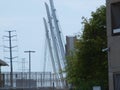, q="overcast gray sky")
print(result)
[0,0,105,72]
